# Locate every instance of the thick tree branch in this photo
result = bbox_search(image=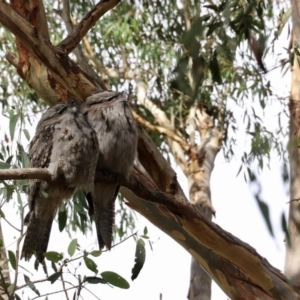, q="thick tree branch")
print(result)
[58,0,122,54]
[0,165,298,298]
[0,169,299,300]
[121,184,300,300]
[137,127,187,197]
[0,0,100,100]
